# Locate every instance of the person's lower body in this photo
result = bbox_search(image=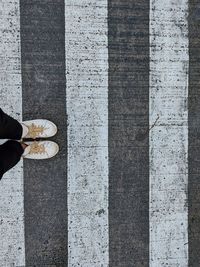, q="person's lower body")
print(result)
[0,108,59,180]
[0,140,25,178]
[0,108,25,179]
[0,108,59,179]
